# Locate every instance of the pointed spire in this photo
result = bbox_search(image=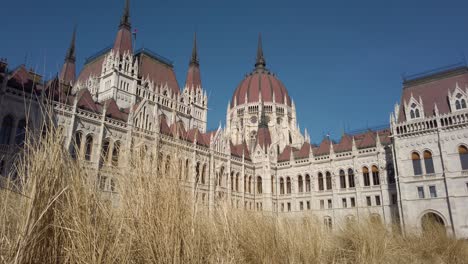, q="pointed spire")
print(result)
[59,27,77,84]
[185,33,202,91]
[113,0,133,54]
[65,26,76,62]
[120,0,131,29]
[255,33,266,69]
[190,32,199,66]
